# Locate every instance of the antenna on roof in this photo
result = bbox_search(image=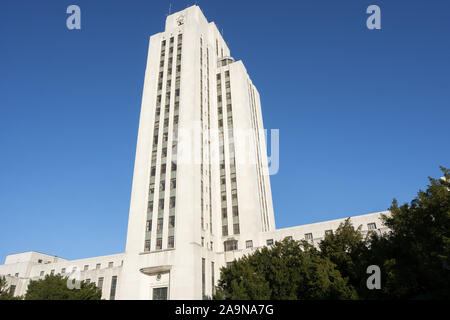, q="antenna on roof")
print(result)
[168,2,172,15]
